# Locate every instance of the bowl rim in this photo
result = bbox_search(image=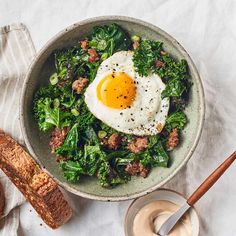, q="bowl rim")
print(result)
[124,188,200,236]
[20,15,205,201]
